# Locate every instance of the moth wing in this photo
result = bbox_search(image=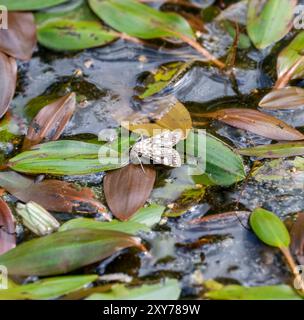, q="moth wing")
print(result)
[150,146,182,167]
